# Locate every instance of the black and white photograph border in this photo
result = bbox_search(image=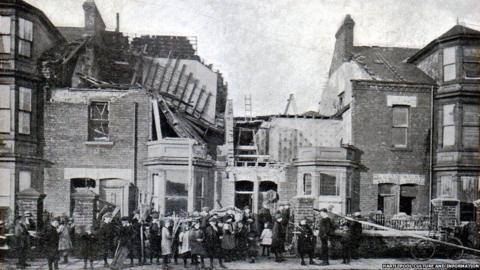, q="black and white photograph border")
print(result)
[0,0,479,269]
